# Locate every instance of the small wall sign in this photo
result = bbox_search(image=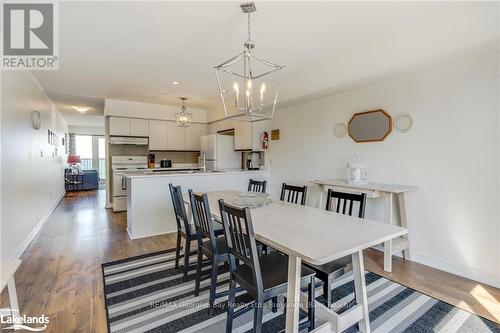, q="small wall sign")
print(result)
[271,129,280,140]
